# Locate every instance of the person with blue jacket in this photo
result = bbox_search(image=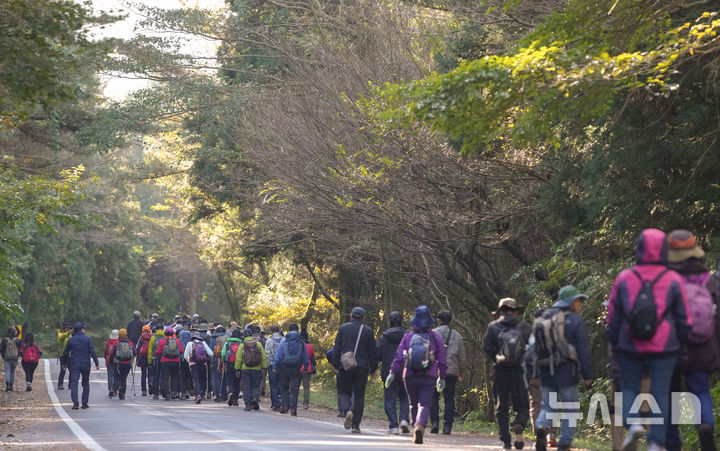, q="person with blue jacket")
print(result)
[273,323,309,416]
[62,322,100,410]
